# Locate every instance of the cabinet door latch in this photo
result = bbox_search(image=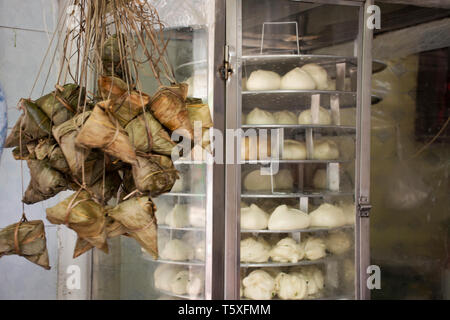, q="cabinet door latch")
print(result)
[358,203,372,218]
[219,45,233,81]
